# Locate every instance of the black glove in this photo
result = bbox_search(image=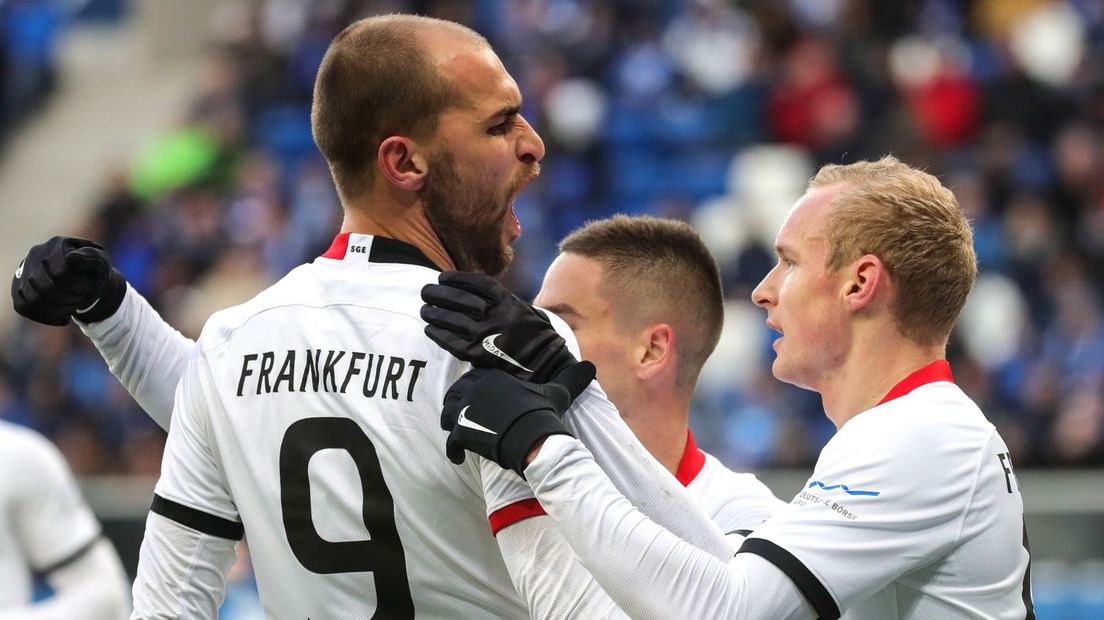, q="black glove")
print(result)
[421,271,578,384]
[441,361,596,478]
[11,236,127,326]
